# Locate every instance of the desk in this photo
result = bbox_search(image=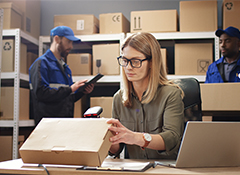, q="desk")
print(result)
[0,159,240,175]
